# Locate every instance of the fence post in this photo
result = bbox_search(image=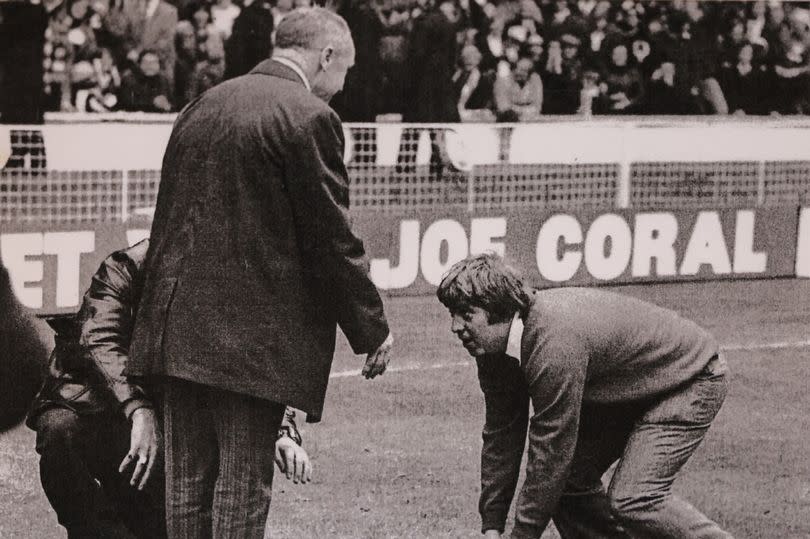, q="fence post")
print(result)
[120,169,129,223]
[616,125,631,209]
[756,160,766,206]
[467,168,475,213]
